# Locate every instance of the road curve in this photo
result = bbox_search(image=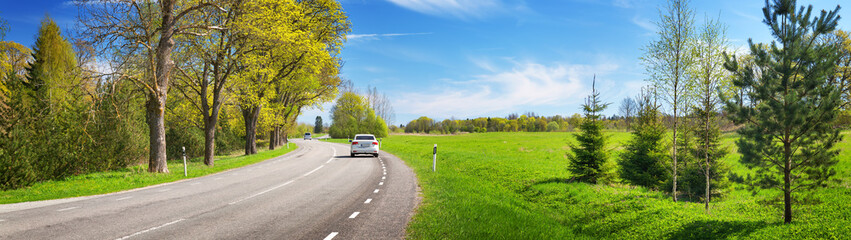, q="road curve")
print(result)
[0,139,419,240]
